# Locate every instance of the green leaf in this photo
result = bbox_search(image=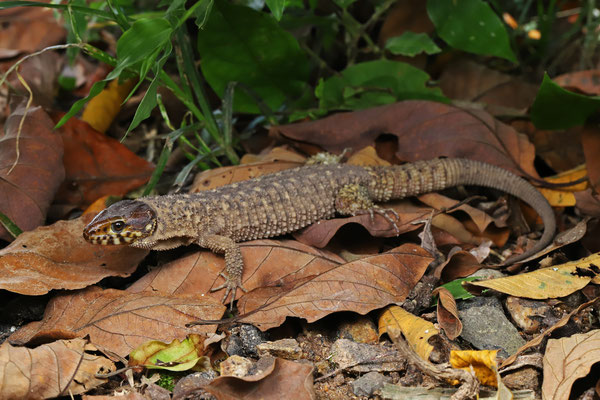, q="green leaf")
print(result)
[265,0,285,20]
[107,17,173,79]
[126,42,173,134]
[0,210,22,239]
[437,277,481,303]
[385,31,441,57]
[197,0,310,113]
[129,334,210,372]
[531,73,600,130]
[427,0,516,62]
[316,60,447,111]
[55,80,107,129]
